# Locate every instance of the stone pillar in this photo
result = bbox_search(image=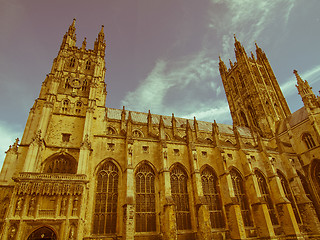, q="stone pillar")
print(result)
[160,146,177,240]
[219,152,246,239]
[77,134,91,174]
[23,102,53,172]
[286,158,320,235]
[123,142,135,240]
[241,152,275,238]
[265,156,302,238]
[189,149,211,240]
